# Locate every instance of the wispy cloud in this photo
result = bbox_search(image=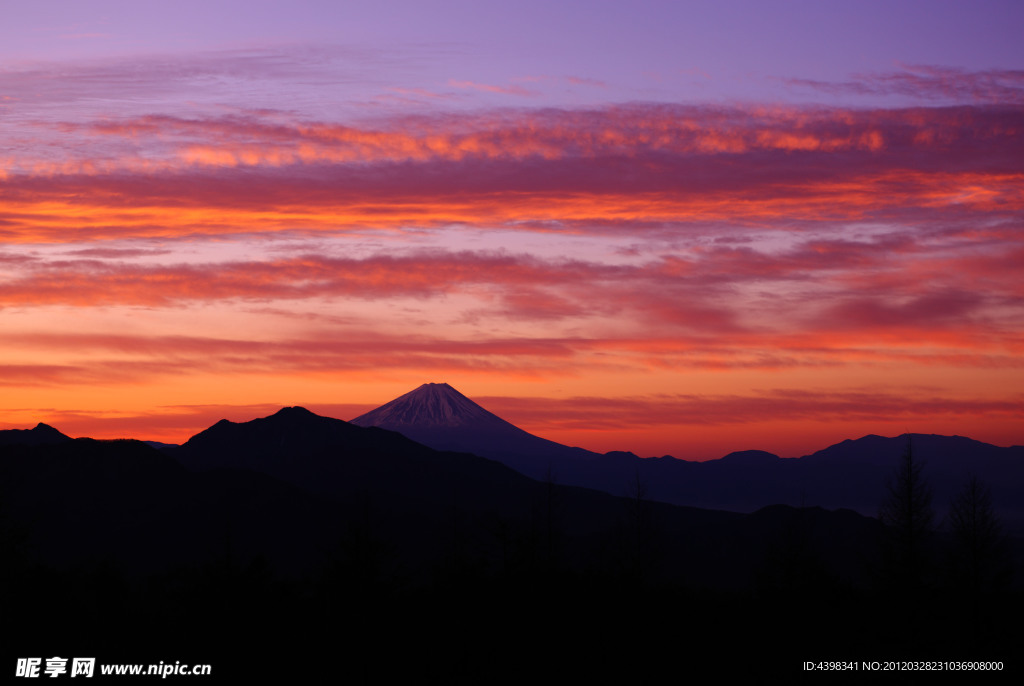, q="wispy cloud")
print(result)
[447,79,537,96]
[3,102,1021,245]
[784,65,1024,104]
[480,389,1024,431]
[566,76,606,87]
[3,58,1022,454]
